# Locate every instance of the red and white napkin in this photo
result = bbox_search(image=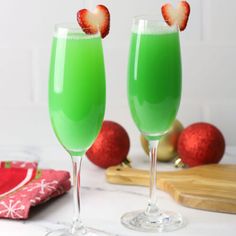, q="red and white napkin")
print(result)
[0,161,71,219]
